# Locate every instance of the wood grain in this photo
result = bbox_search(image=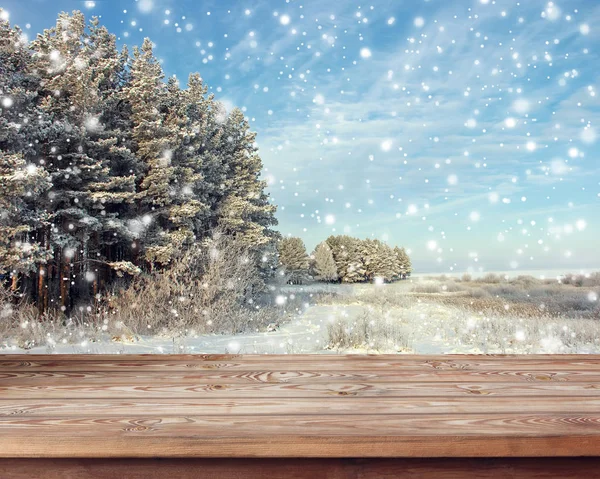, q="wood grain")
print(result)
[2,397,600,415]
[1,368,598,382]
[2,355,599,370]
[1,354,599,460]
[2,381,599,399]
[3,458,600,479]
